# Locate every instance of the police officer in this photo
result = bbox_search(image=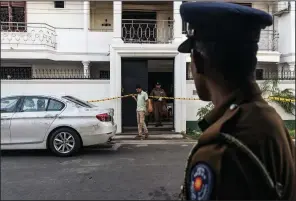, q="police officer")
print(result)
[178,2,296,200]
[150,82,167,127]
